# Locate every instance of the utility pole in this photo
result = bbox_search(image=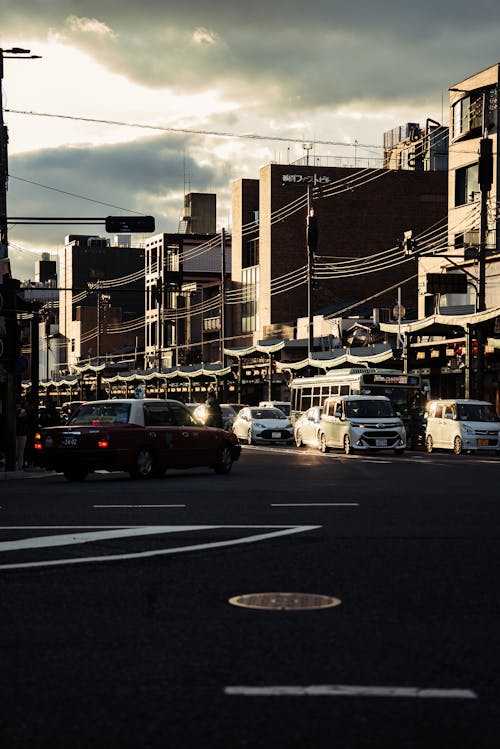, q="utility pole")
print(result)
[306,186,318,359]
[220,228,226,367]
[476,93,494,399]
[0,47,40,471]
